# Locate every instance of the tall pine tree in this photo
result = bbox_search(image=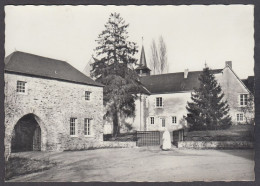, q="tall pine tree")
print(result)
[186,67,232,131]
[91,13,141,136]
